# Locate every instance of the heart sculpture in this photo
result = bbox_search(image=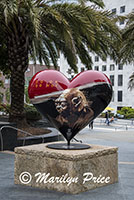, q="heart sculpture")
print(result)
[28,70,112,148]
